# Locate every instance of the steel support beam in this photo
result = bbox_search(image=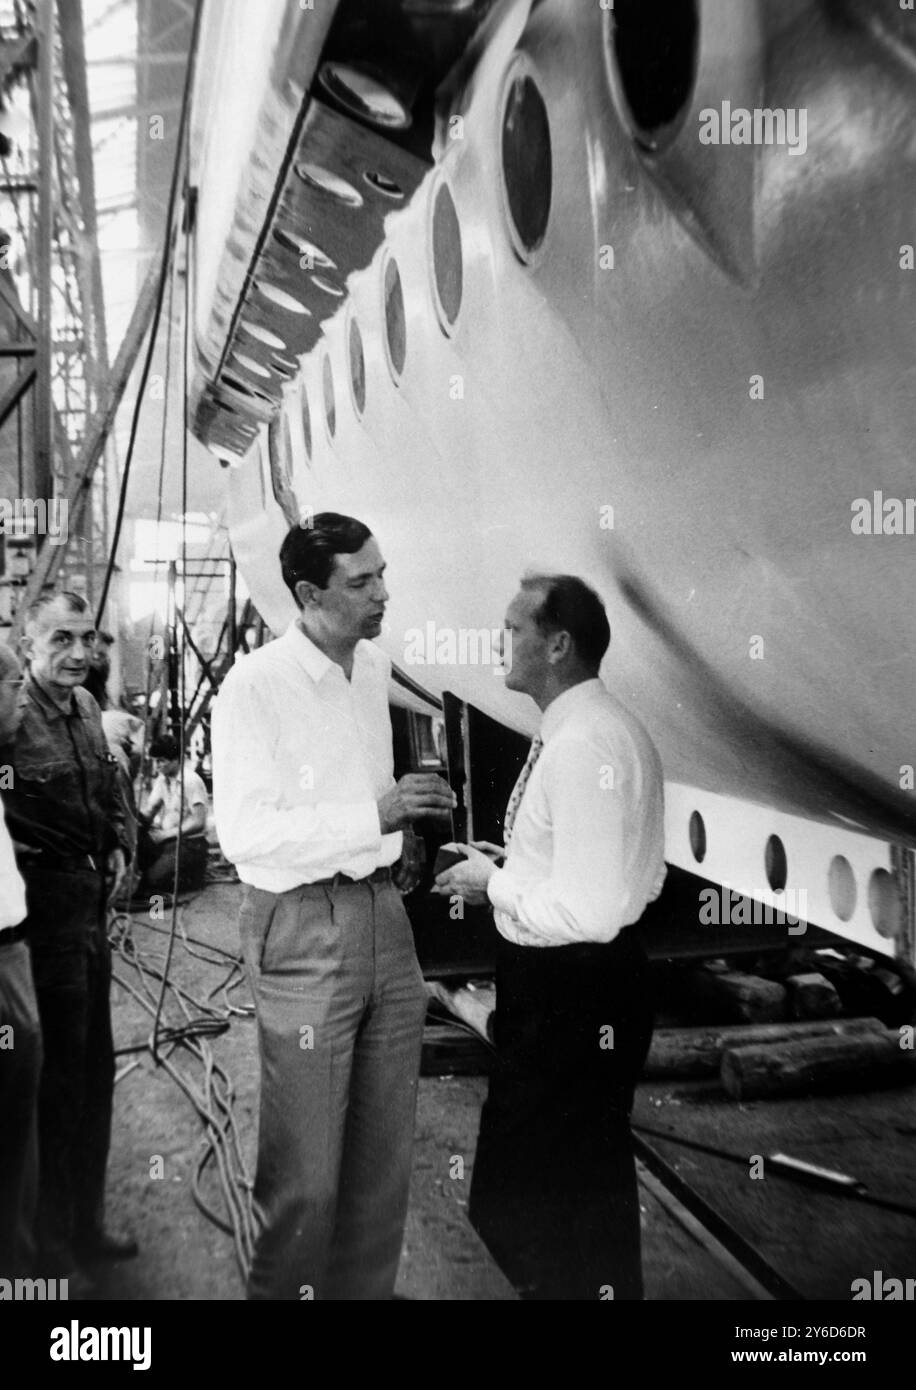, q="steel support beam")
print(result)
[34,0,54,505]
[0,364,35,426]
[11,255,160,640]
